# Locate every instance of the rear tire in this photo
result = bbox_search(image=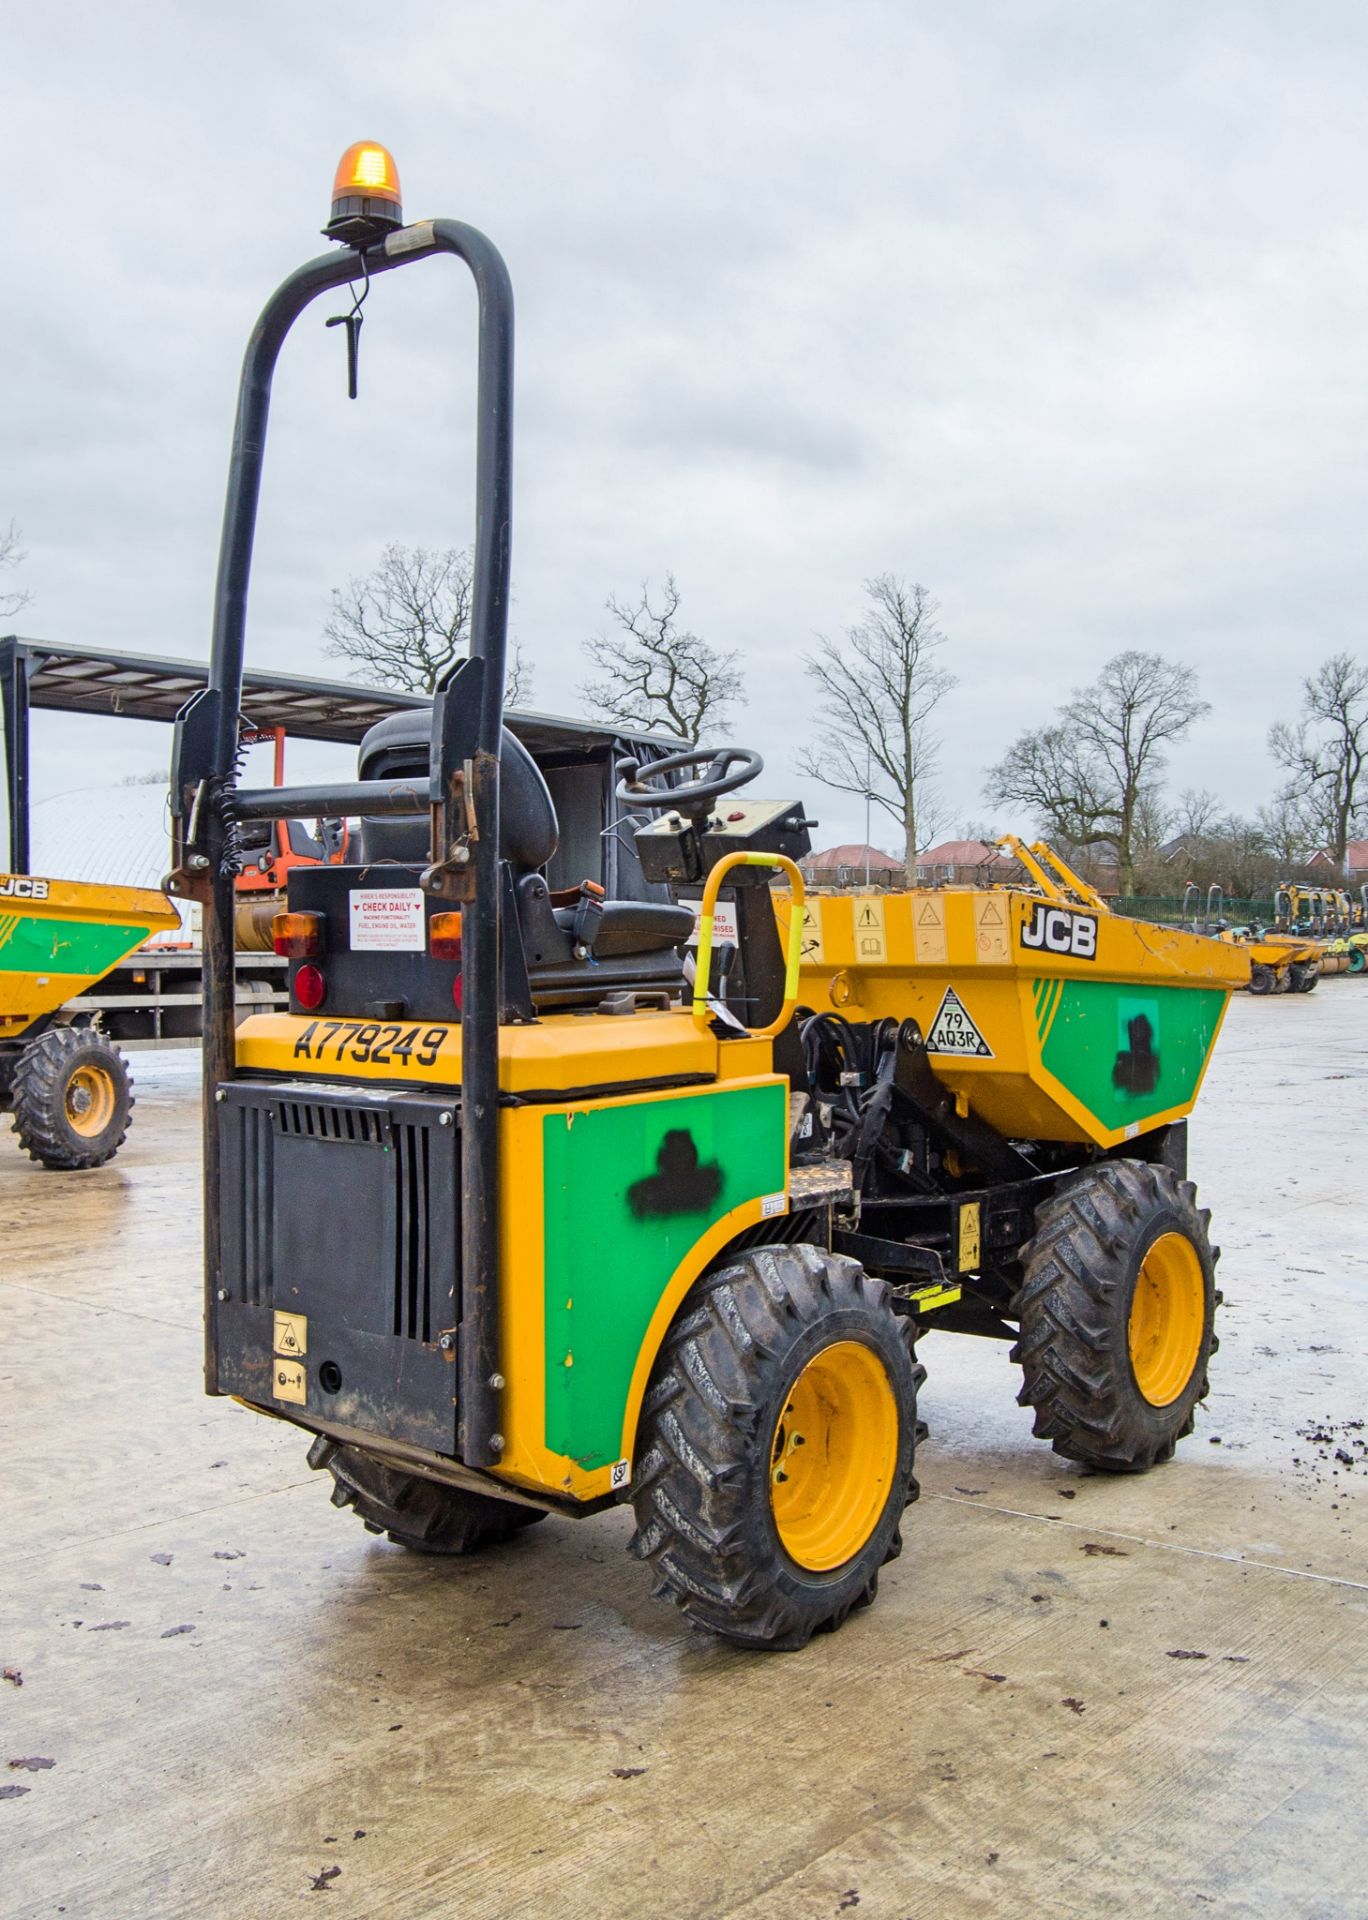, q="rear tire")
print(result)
[629,1244,924,1651]
[1290,963,1319,993]
[308,1438,547,1554]
[1012,1160,1218,1472]
[10,1025,133,1169]
[1248,962,1274,995]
